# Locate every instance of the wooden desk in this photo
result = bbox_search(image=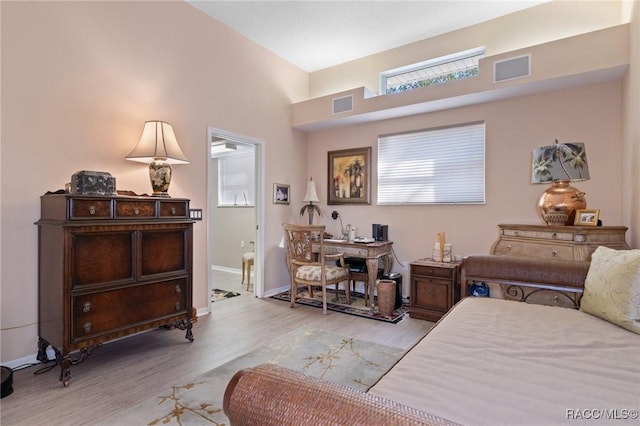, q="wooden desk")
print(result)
[319,240,393,313]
